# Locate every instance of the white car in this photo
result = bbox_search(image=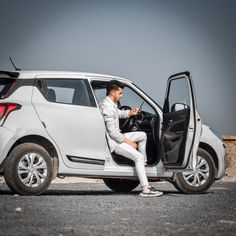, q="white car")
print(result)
[0,70,225,195]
